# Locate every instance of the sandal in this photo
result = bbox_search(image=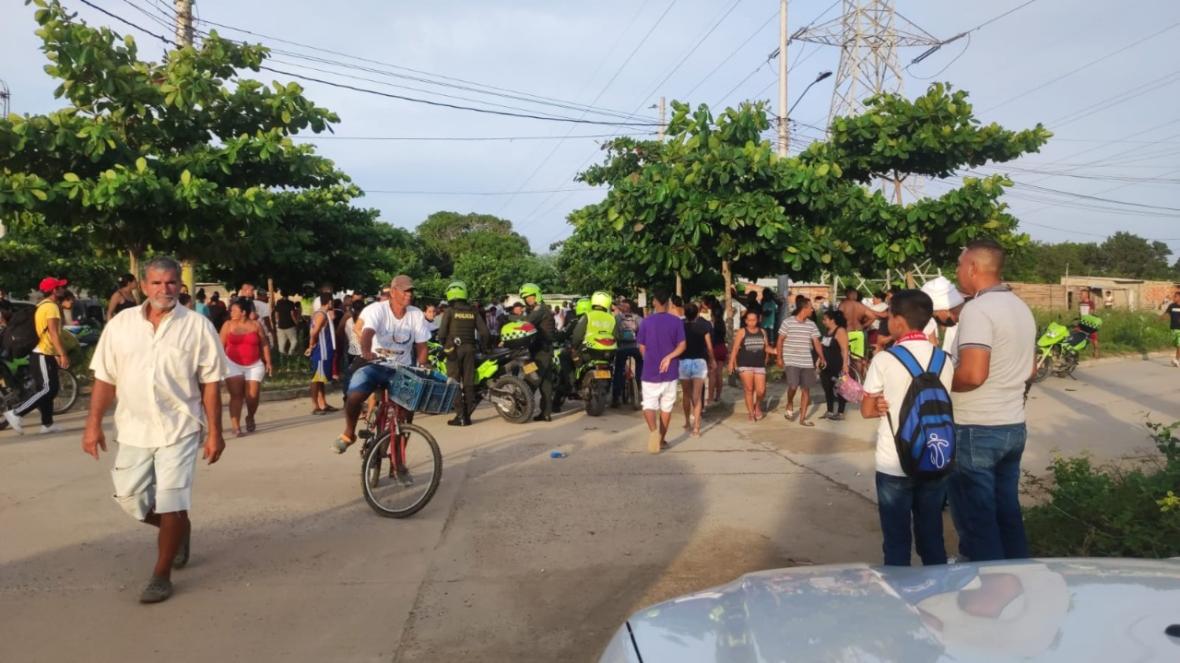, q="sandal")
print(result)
[784,407,796,421]
[800,419,815,427]
[331,435,356,454]
[311,408,327,416]
[322,405,340,413]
